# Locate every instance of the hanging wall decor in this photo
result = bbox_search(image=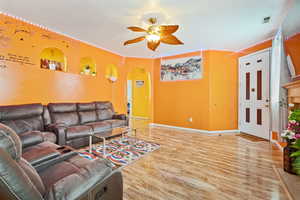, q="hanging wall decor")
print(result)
[160,56,202,81]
